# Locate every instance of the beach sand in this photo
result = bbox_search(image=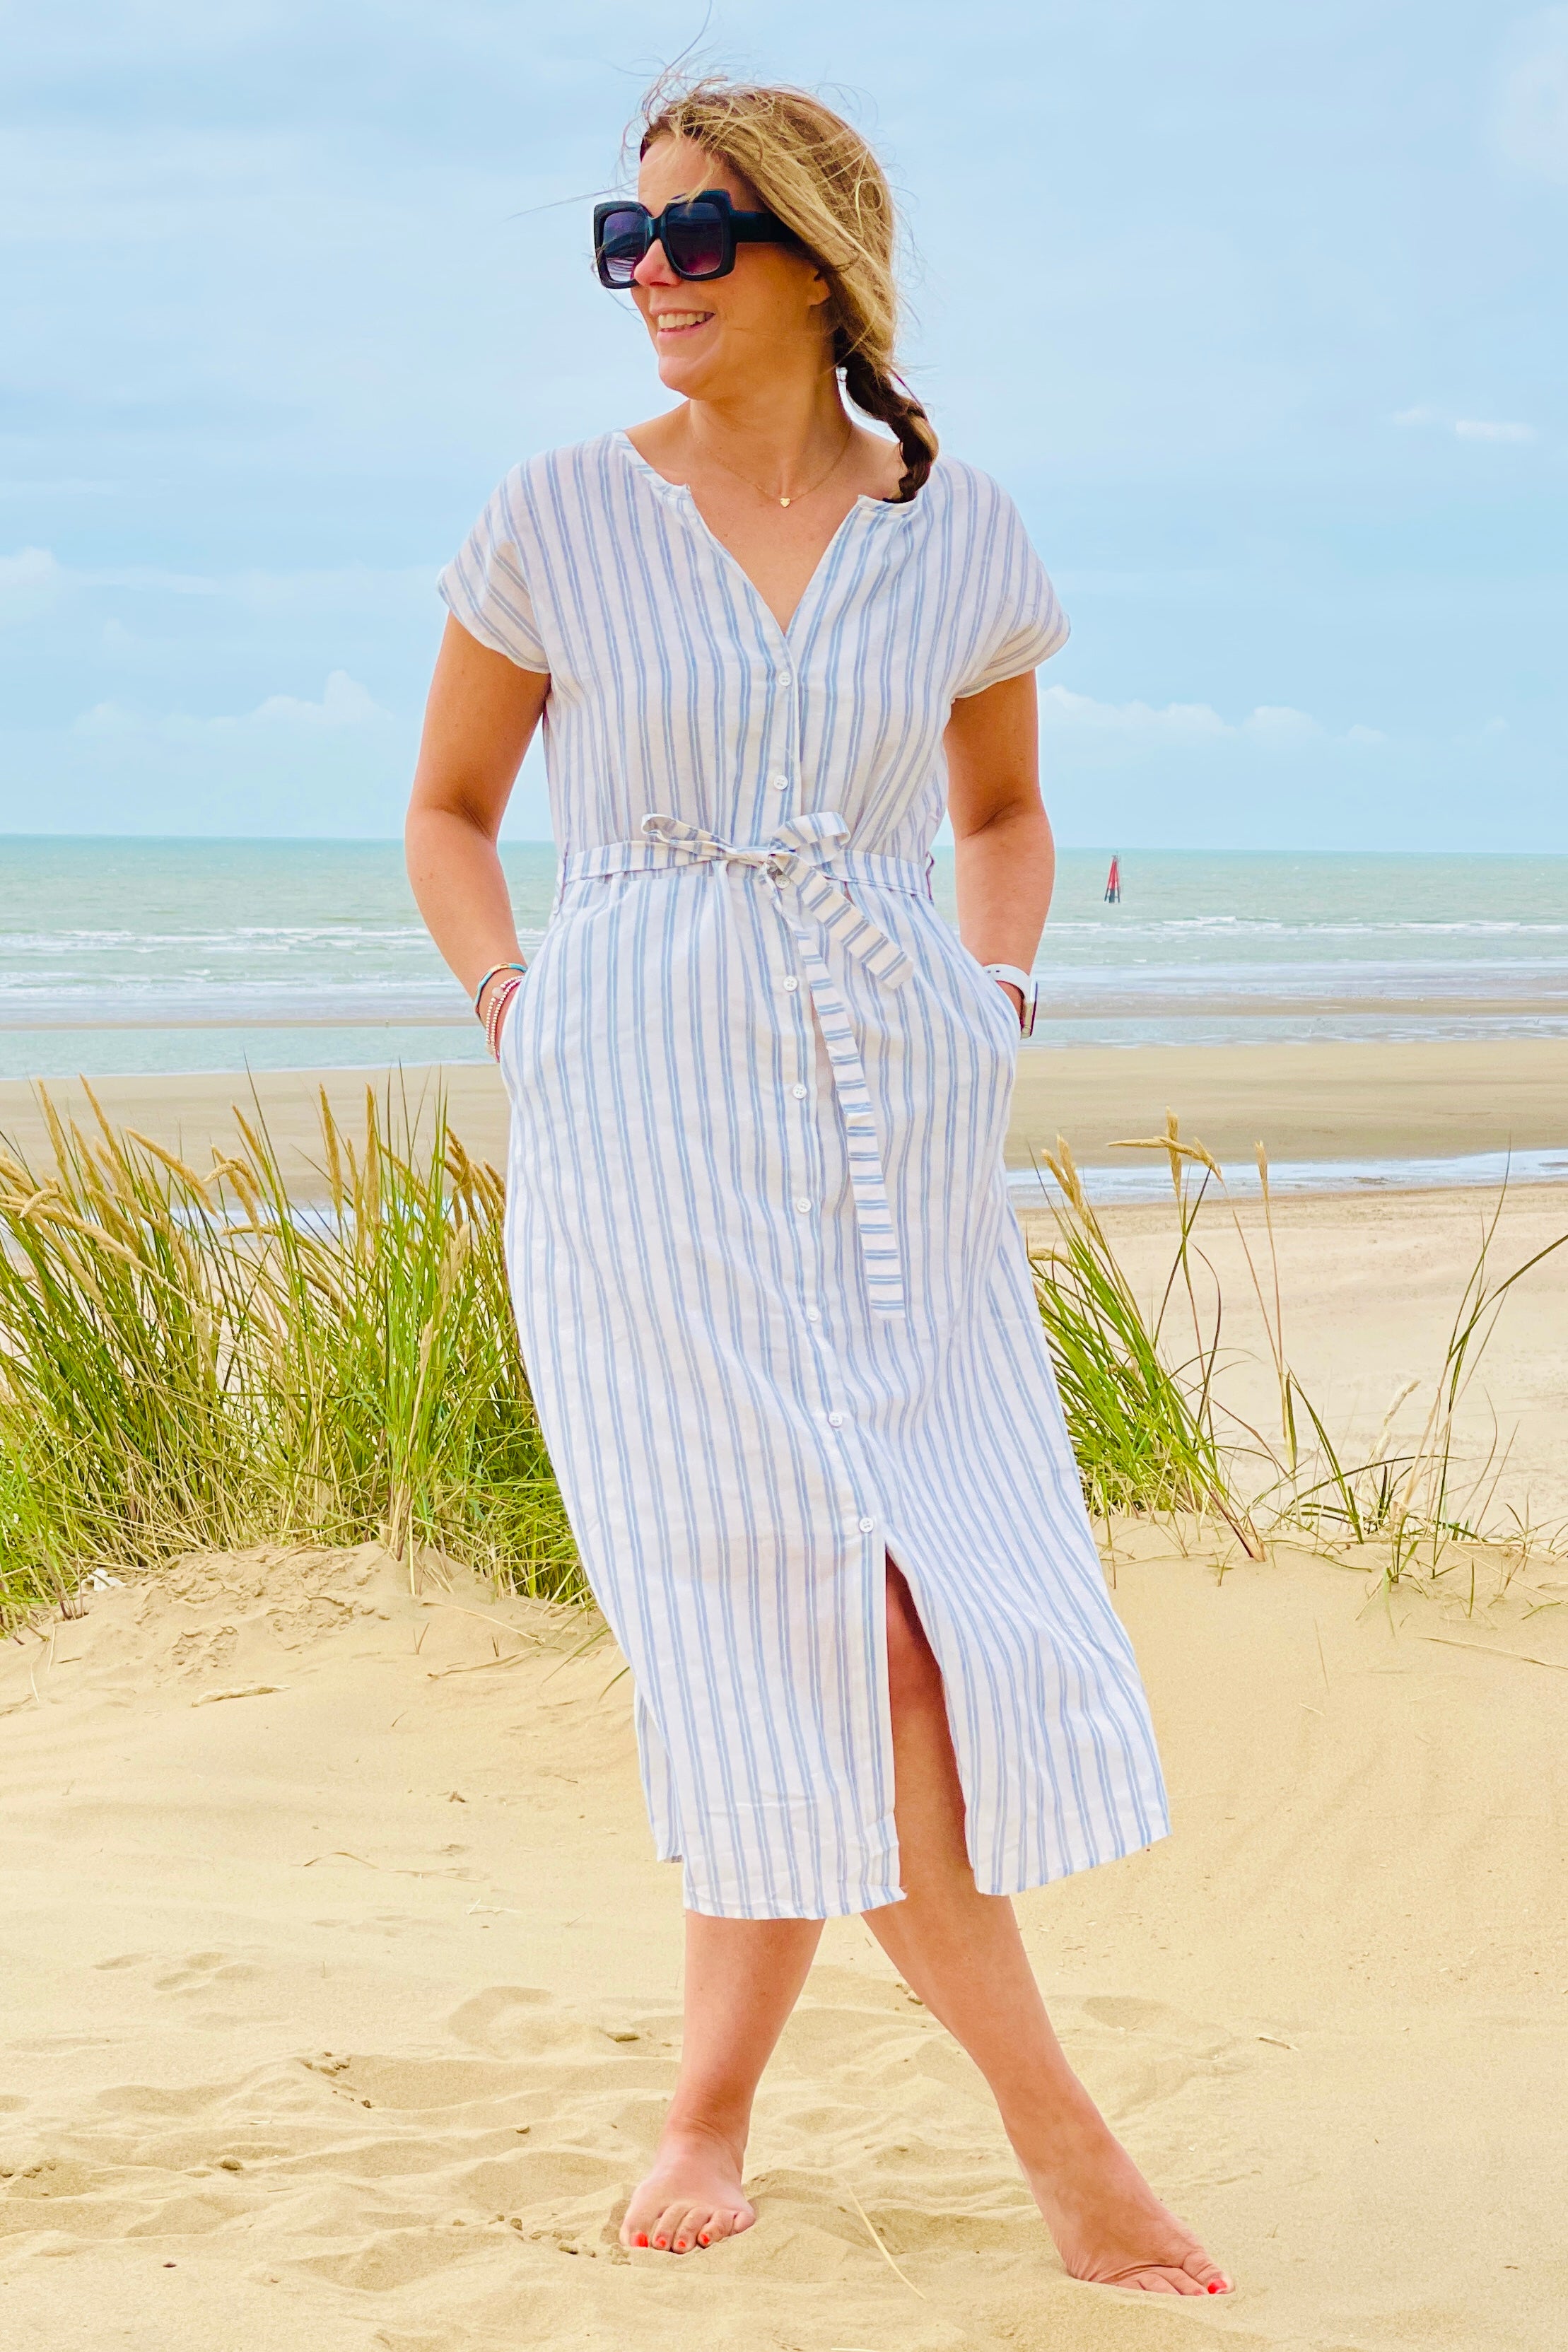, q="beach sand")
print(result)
[4,1034,1568,1185]
[5,1526,1567,2350]
[4,1052,1568,2346]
